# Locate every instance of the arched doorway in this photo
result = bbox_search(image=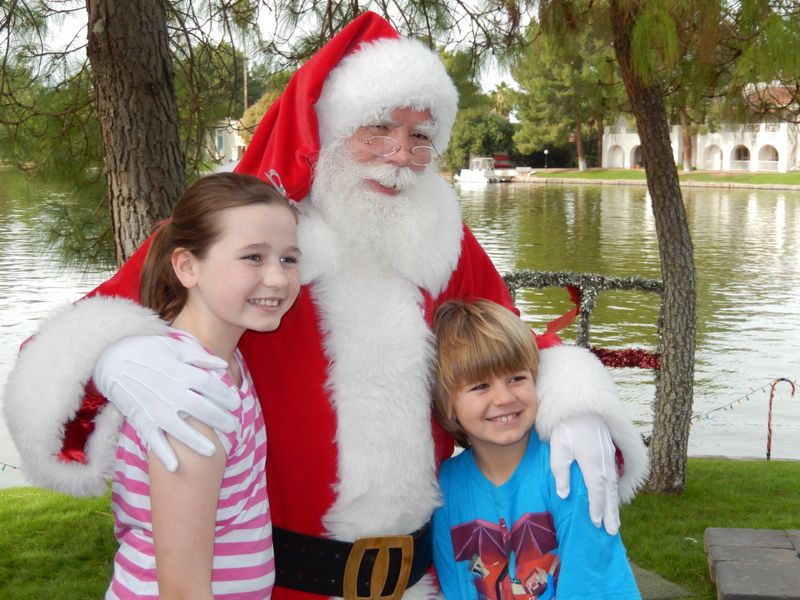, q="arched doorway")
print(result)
[608,145,624,168]
[731,145,750,171]
[758,145,779,171]
[631,146,643,168]
[703,145,723,170]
